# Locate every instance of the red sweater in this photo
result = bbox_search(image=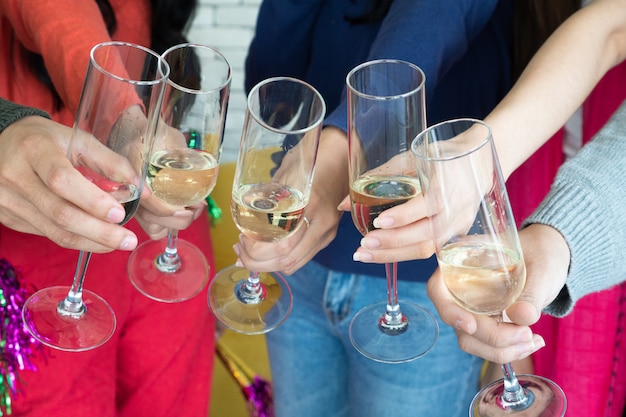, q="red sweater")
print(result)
[0,1,215,416]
